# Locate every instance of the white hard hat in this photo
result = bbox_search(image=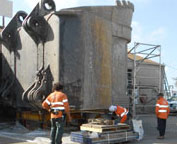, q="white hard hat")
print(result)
[109,105,117,112]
